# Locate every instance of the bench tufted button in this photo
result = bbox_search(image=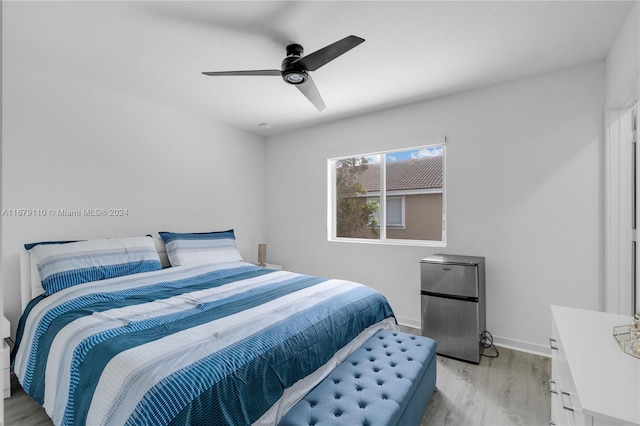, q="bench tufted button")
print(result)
[397,373,403,379]
[356,384,363,391]
[373,367,380,372]
[401,348,407,352]
[377,379,384,385]
[334,393,342,400]
[408,357,413,361]
[352,362,358,366]
[309,400,317,408]
[390,362,396,367]
[382,394,388,400]
[355,373,361,379]
[334,409,343,417]
[369,357,375,362]
[333,379,341,384]
[359,401,367,409]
